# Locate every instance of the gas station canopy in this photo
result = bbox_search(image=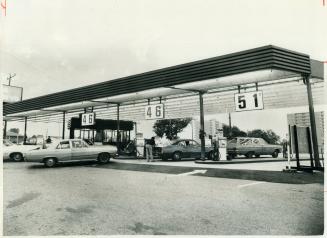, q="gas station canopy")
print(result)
[4,45,321,119]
